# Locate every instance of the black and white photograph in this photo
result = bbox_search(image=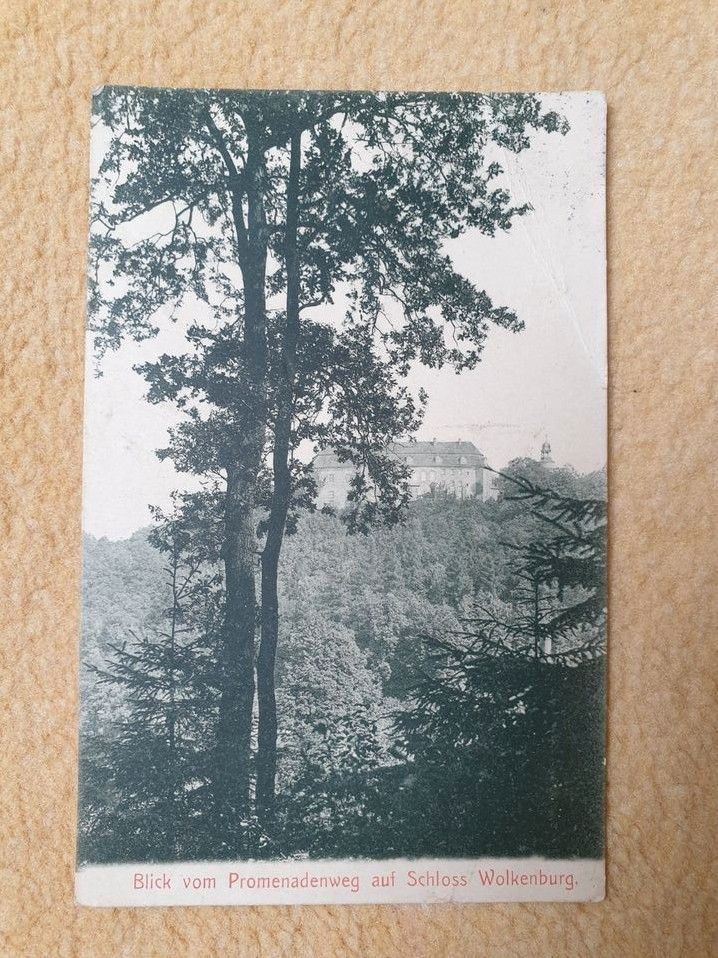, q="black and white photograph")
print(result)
[76,87,607,905]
